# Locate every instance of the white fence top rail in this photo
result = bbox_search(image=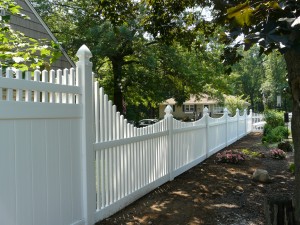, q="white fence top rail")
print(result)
[0,67,81,104]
